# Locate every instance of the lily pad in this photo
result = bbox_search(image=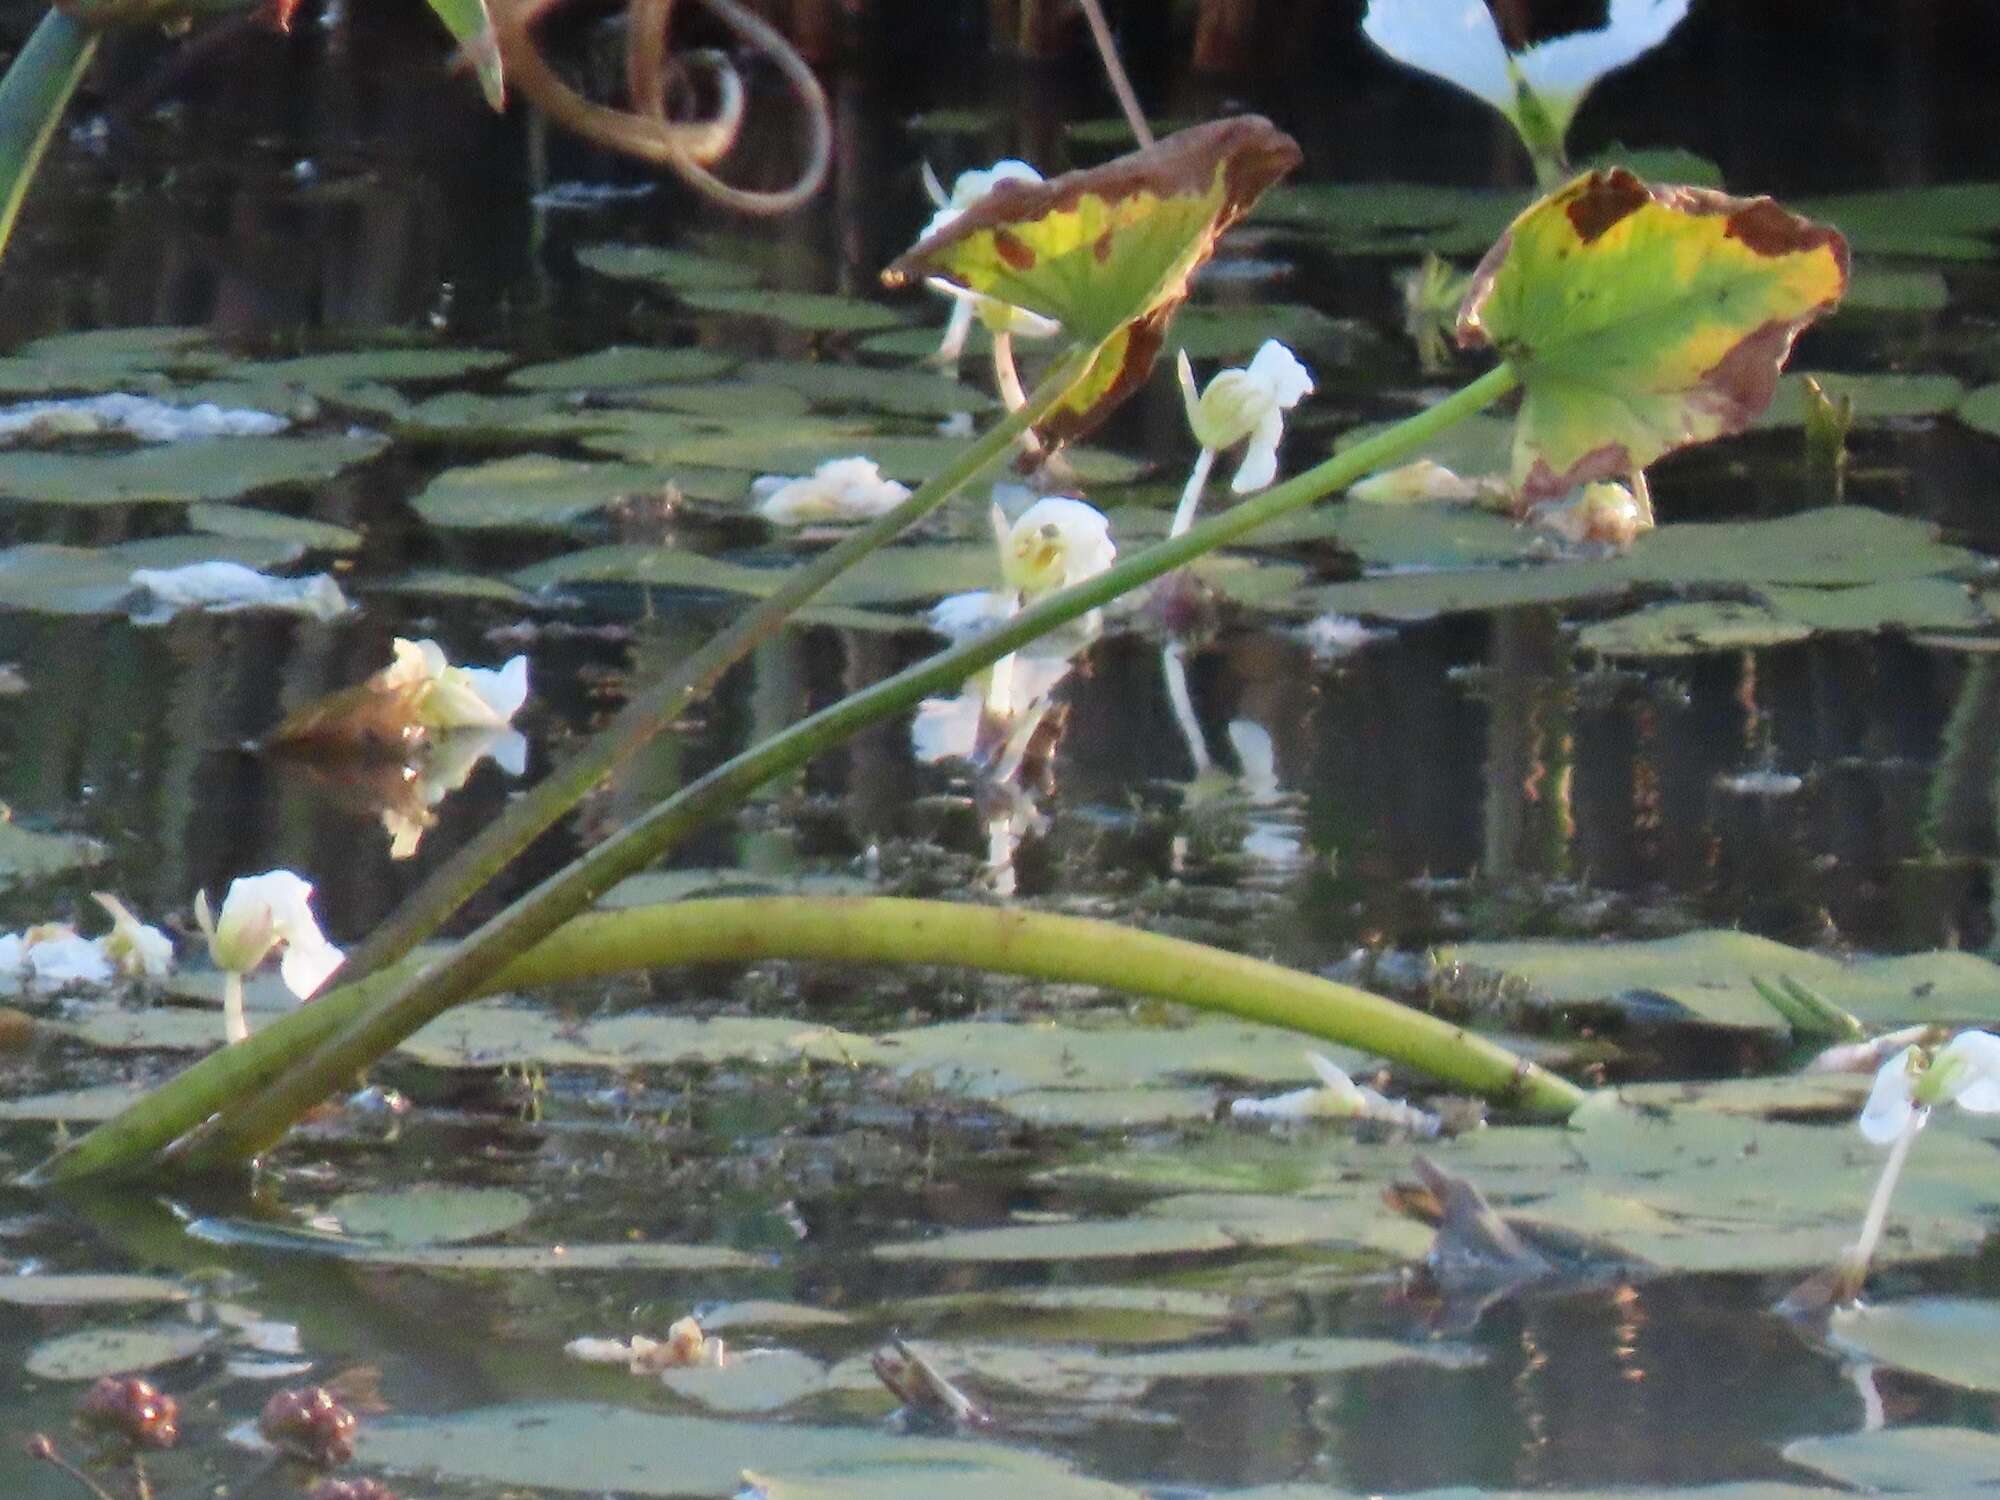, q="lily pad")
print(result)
[1754,371,1964,427]
[1759,578,1982,634]
[507,345,738,390]
[1795,182,2000,260]
[358,1401,1134,1499]
[617,381,813,422]
[329,1185,534,1245]
[25,1322,217,1380]
[187,502,363,551]
[1782,1427,2000,1490]
[575,243,763,292]
[392,391,633,444]
[184,1218,760,1272]
[679,288,906,334]
[1829,1298,2000,1392]
[1953,381,2000,440]
[0,432,388,506]
[410,455,664,531]
[1440,929,2000,1031]
[740,359,997,418]
[1575,600,1814,656]
[1170,303,1355,361]
[659,1348,830,1413]
[1842,266,1950,312]
[0,814,103,885]
[0,535,303,615]
[243,348,511,387]
[0,1274,189,1307]
[0,1083,137,1120]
